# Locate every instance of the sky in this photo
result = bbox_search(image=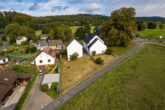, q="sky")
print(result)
[0,0,165,17]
